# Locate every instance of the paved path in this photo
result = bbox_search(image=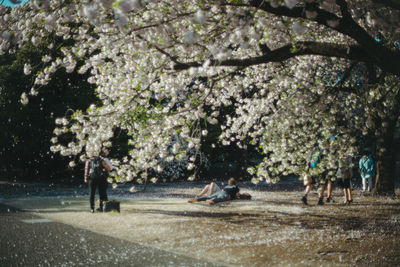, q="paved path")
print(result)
[2,180,400,266]
[0,203,221,267]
